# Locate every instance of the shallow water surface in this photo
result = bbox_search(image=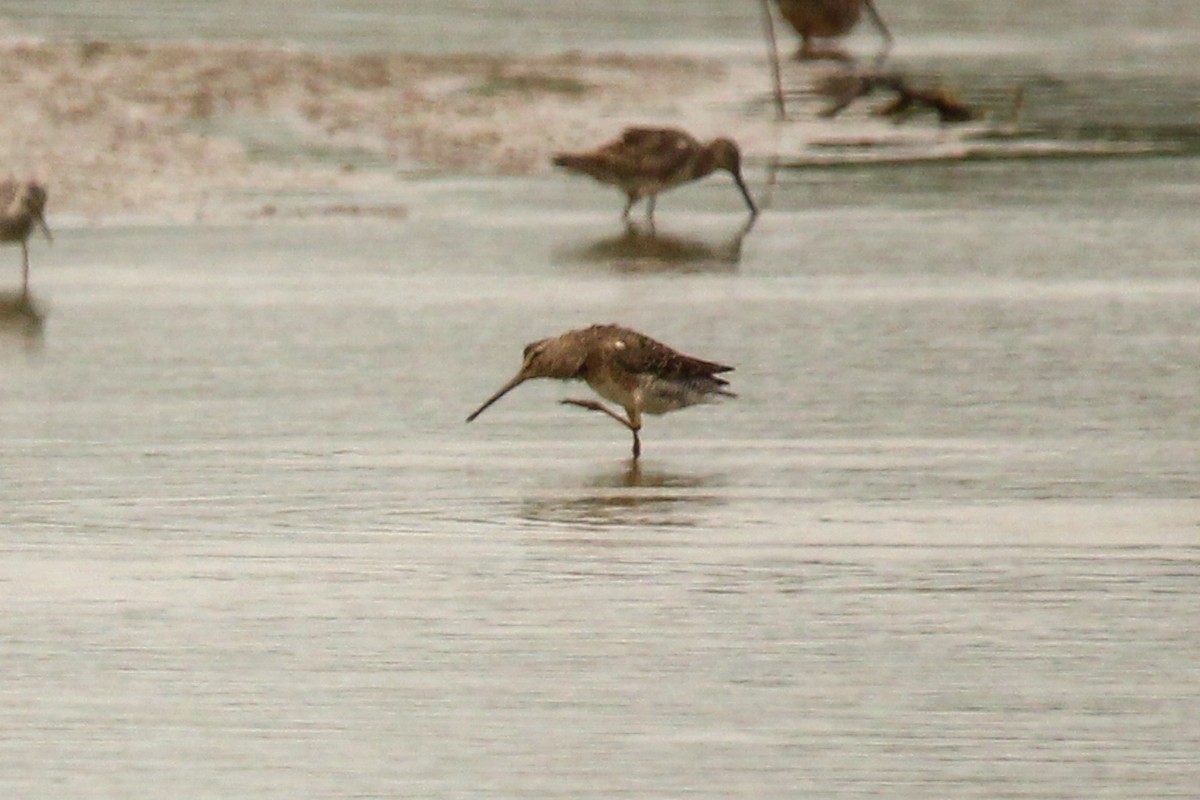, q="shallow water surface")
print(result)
[4,155,1199,798]
[2,2,1200,798]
